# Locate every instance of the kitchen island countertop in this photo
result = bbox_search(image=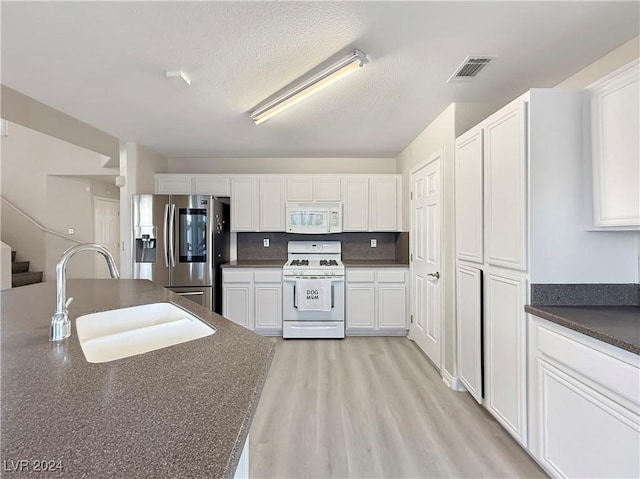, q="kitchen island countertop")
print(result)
[1,279,274,478]
[525,304,640,355]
